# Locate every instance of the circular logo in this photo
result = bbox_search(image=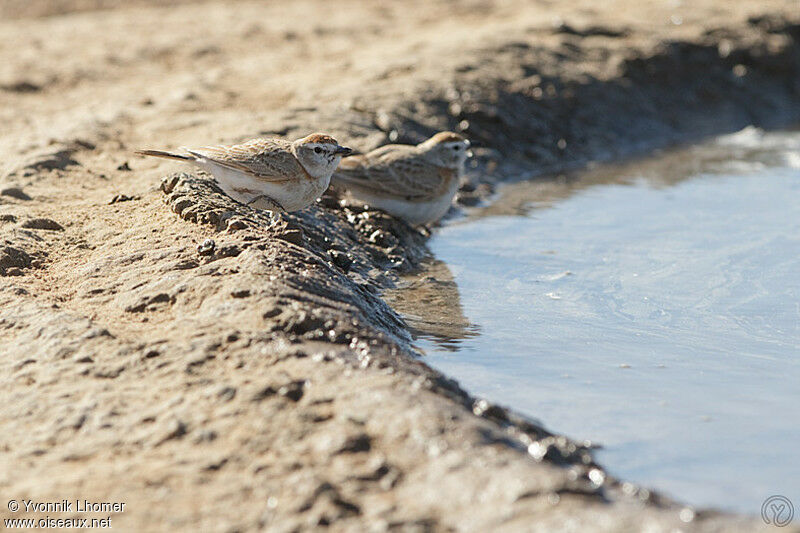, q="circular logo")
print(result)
[762,495,794,527]
[7,500,19,512]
